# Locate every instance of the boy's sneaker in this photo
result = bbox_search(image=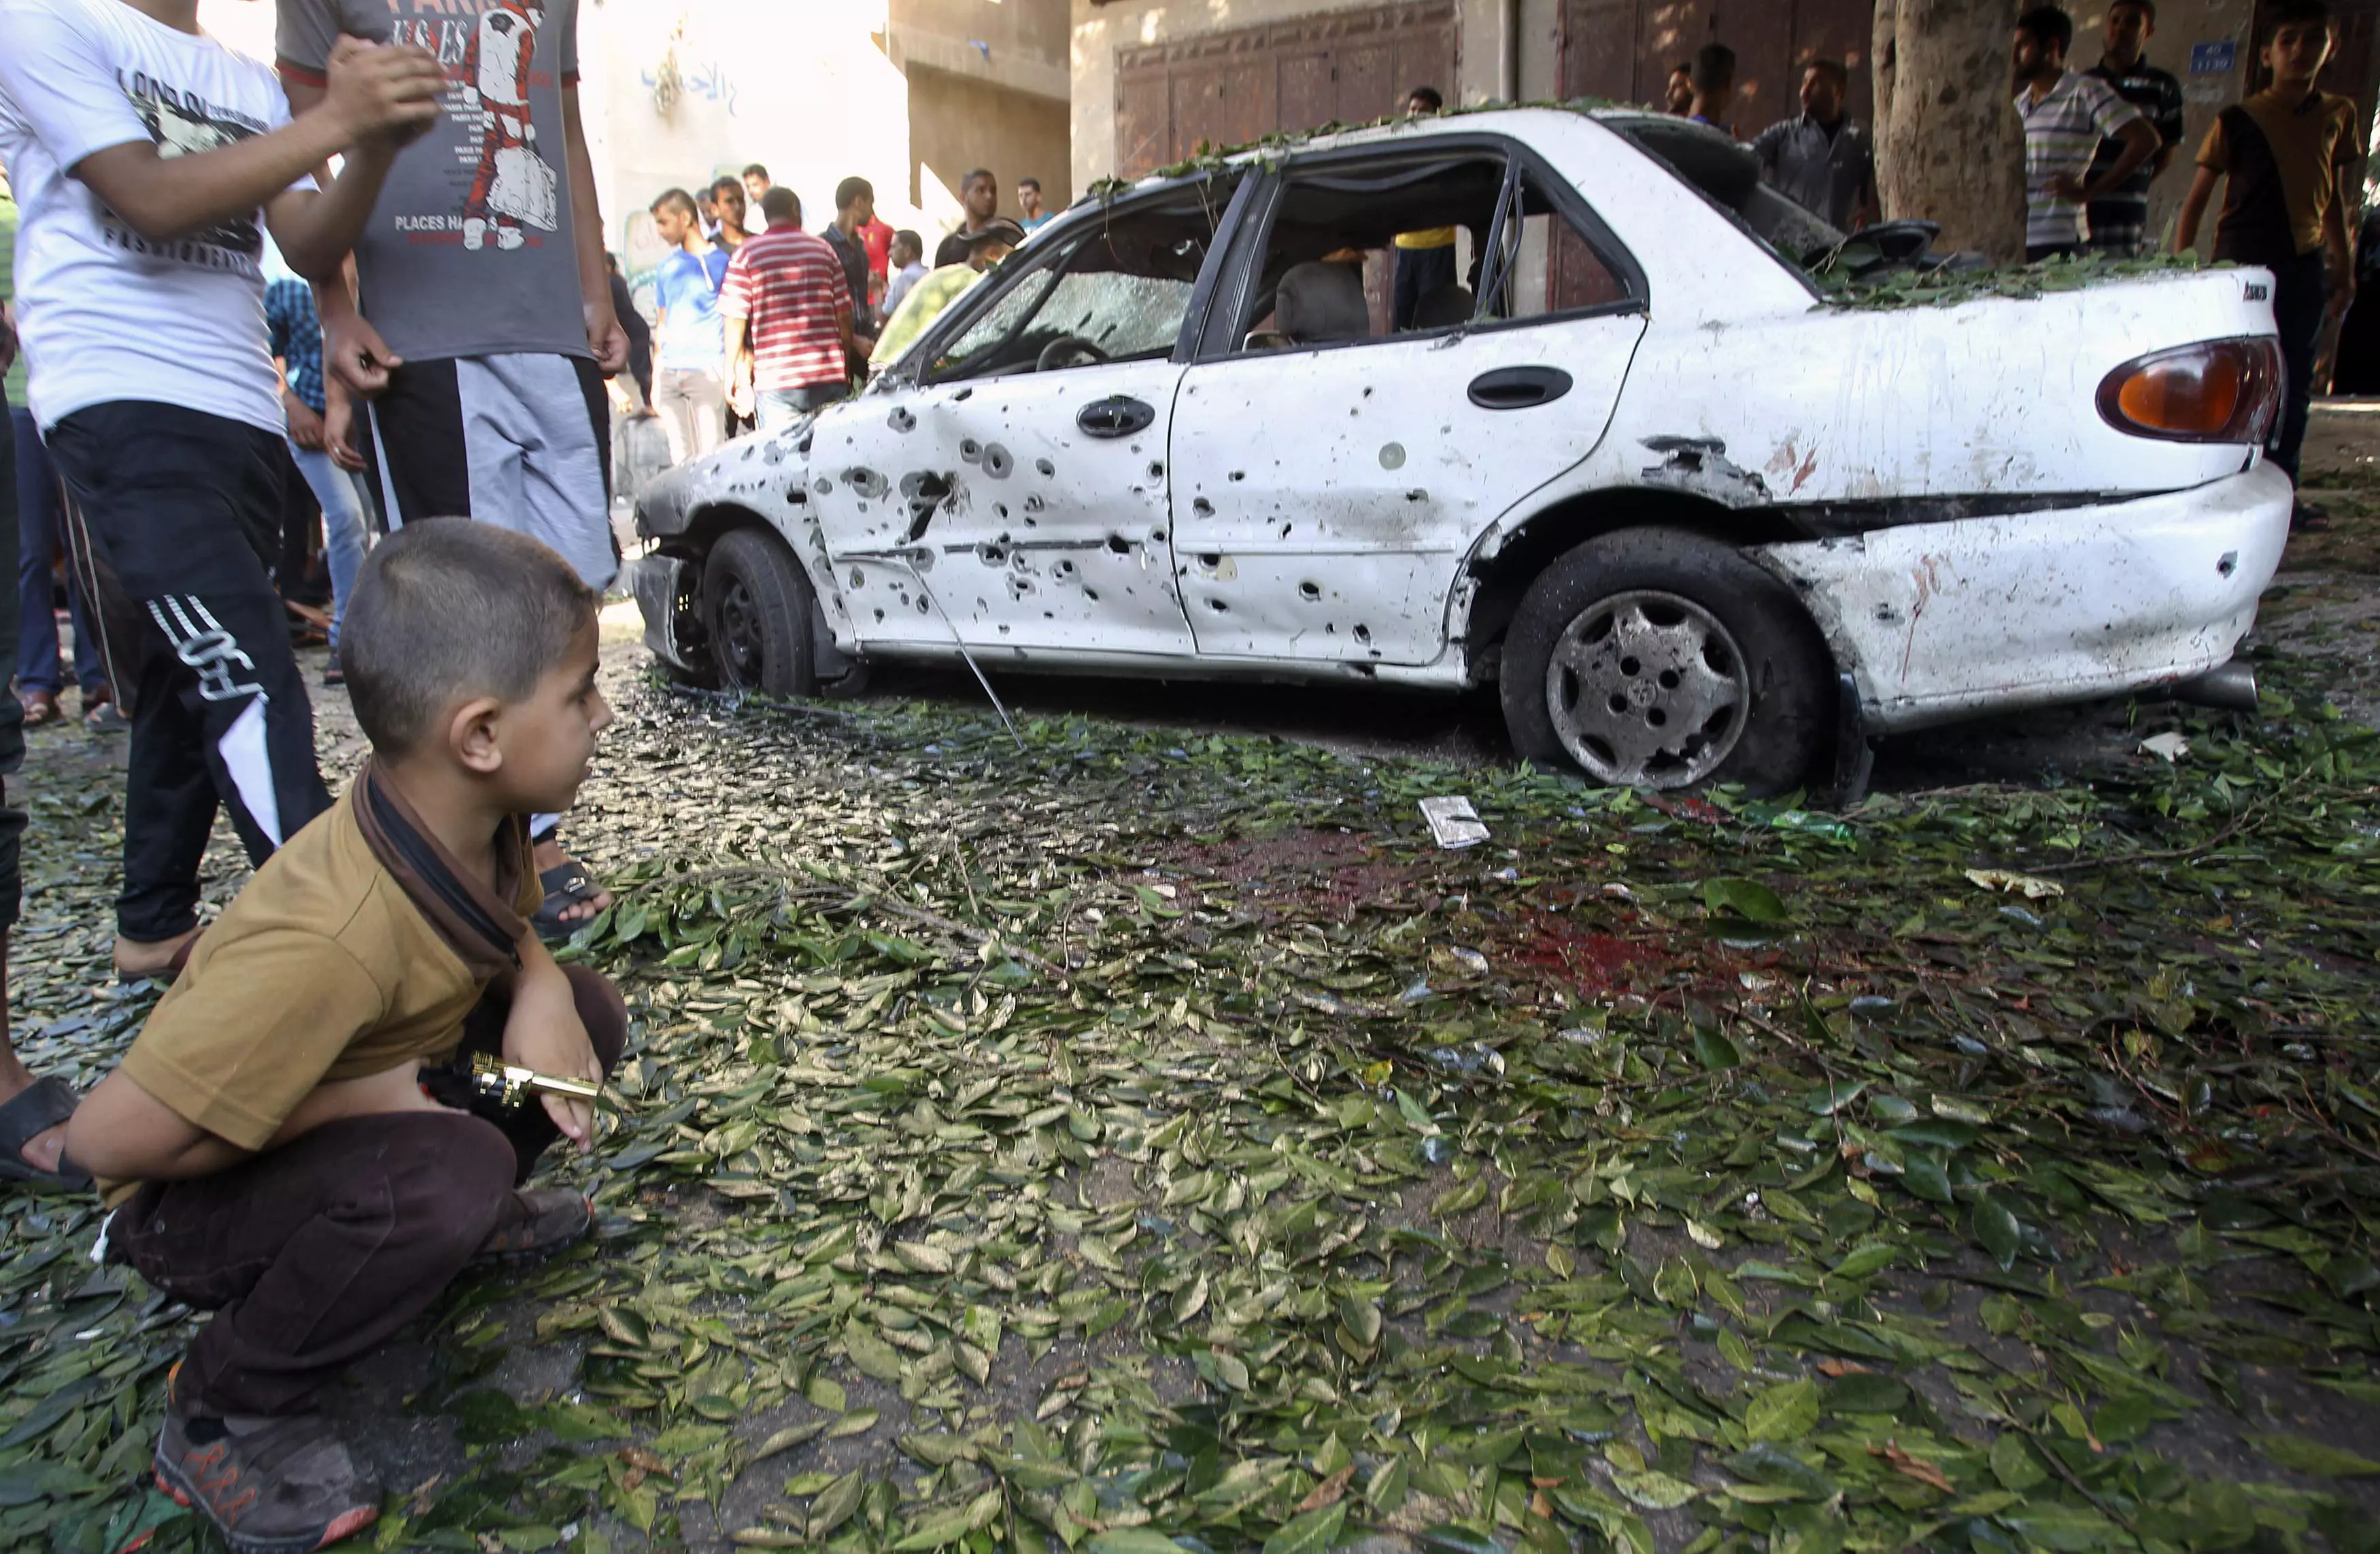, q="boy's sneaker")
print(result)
[471,1188,593,1267]
[153,1411,379,1553]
